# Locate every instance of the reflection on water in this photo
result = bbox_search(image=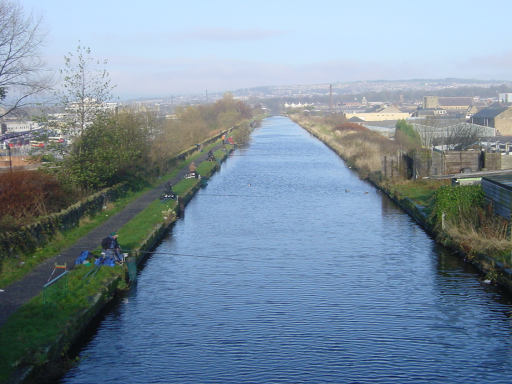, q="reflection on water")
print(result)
[61,117,512,384]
